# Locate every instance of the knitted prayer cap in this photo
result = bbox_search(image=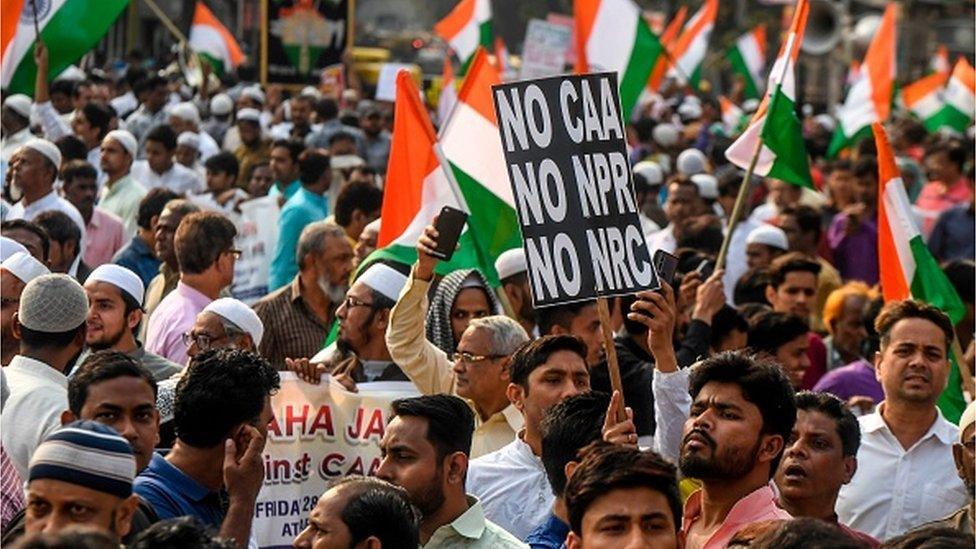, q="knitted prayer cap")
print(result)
[18,273,88,332]
[28,420,136,499]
